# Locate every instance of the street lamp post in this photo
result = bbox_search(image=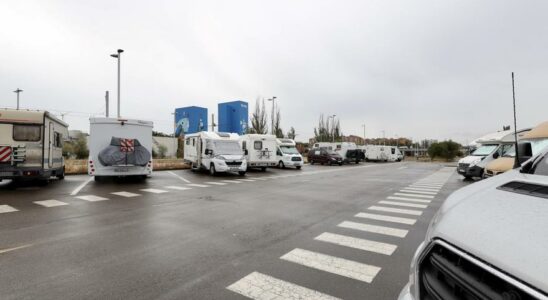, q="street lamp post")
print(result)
[361,124,366,145]
[110,49,124,118]
[328,114,336,142]
[267,97,277,135]
[14,88,23,109]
